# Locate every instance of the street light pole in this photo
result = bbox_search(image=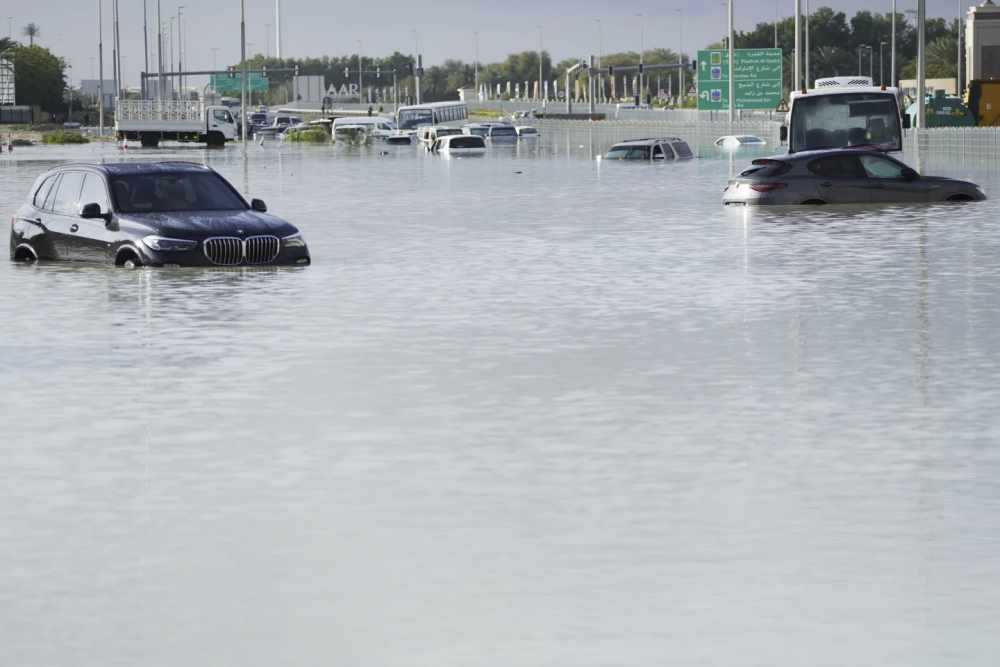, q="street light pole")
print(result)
[728,0,734,122]
[537,25,543,107]
[473,31,478,101]
[99,0,104,133]
[156,0,162,100]
[957,0,963,96]
[212,48,217,92]
[275,0,282,59]
[241,0,247,150]
[880,41,886,86]
[177,7,185,99]
[357,40,363,104]
[859,44,865,76]
[805,0,810,88]
[892,0,897,88]
[266,23,270,58]
[794,0,800,89]
[636,13,643,101]
[142,1,148,99]
[676,9,683,108]
[6,17,11,39]
[867,45,873,79]
[596,20,602,102]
